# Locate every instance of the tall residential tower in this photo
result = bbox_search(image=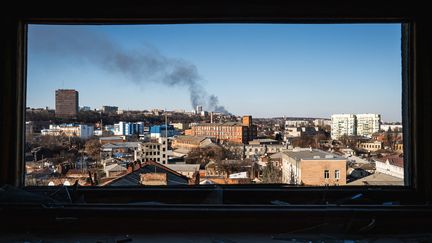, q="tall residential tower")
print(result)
[55,89,79,118]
